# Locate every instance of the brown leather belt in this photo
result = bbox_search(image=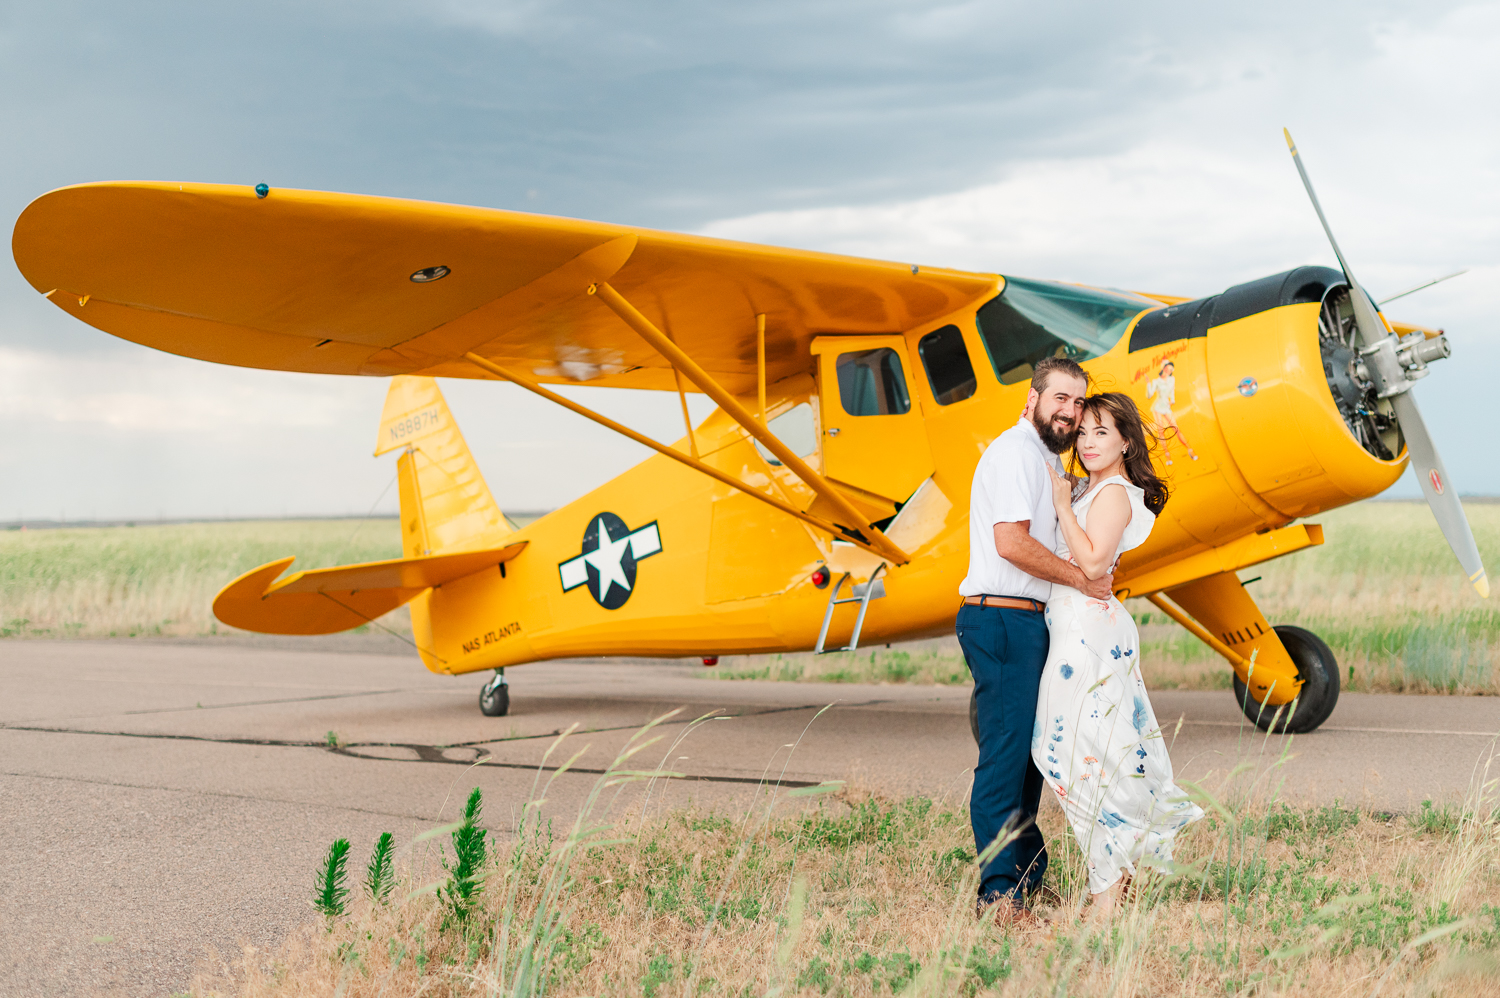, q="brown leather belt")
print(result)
[961,595,1046,612]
